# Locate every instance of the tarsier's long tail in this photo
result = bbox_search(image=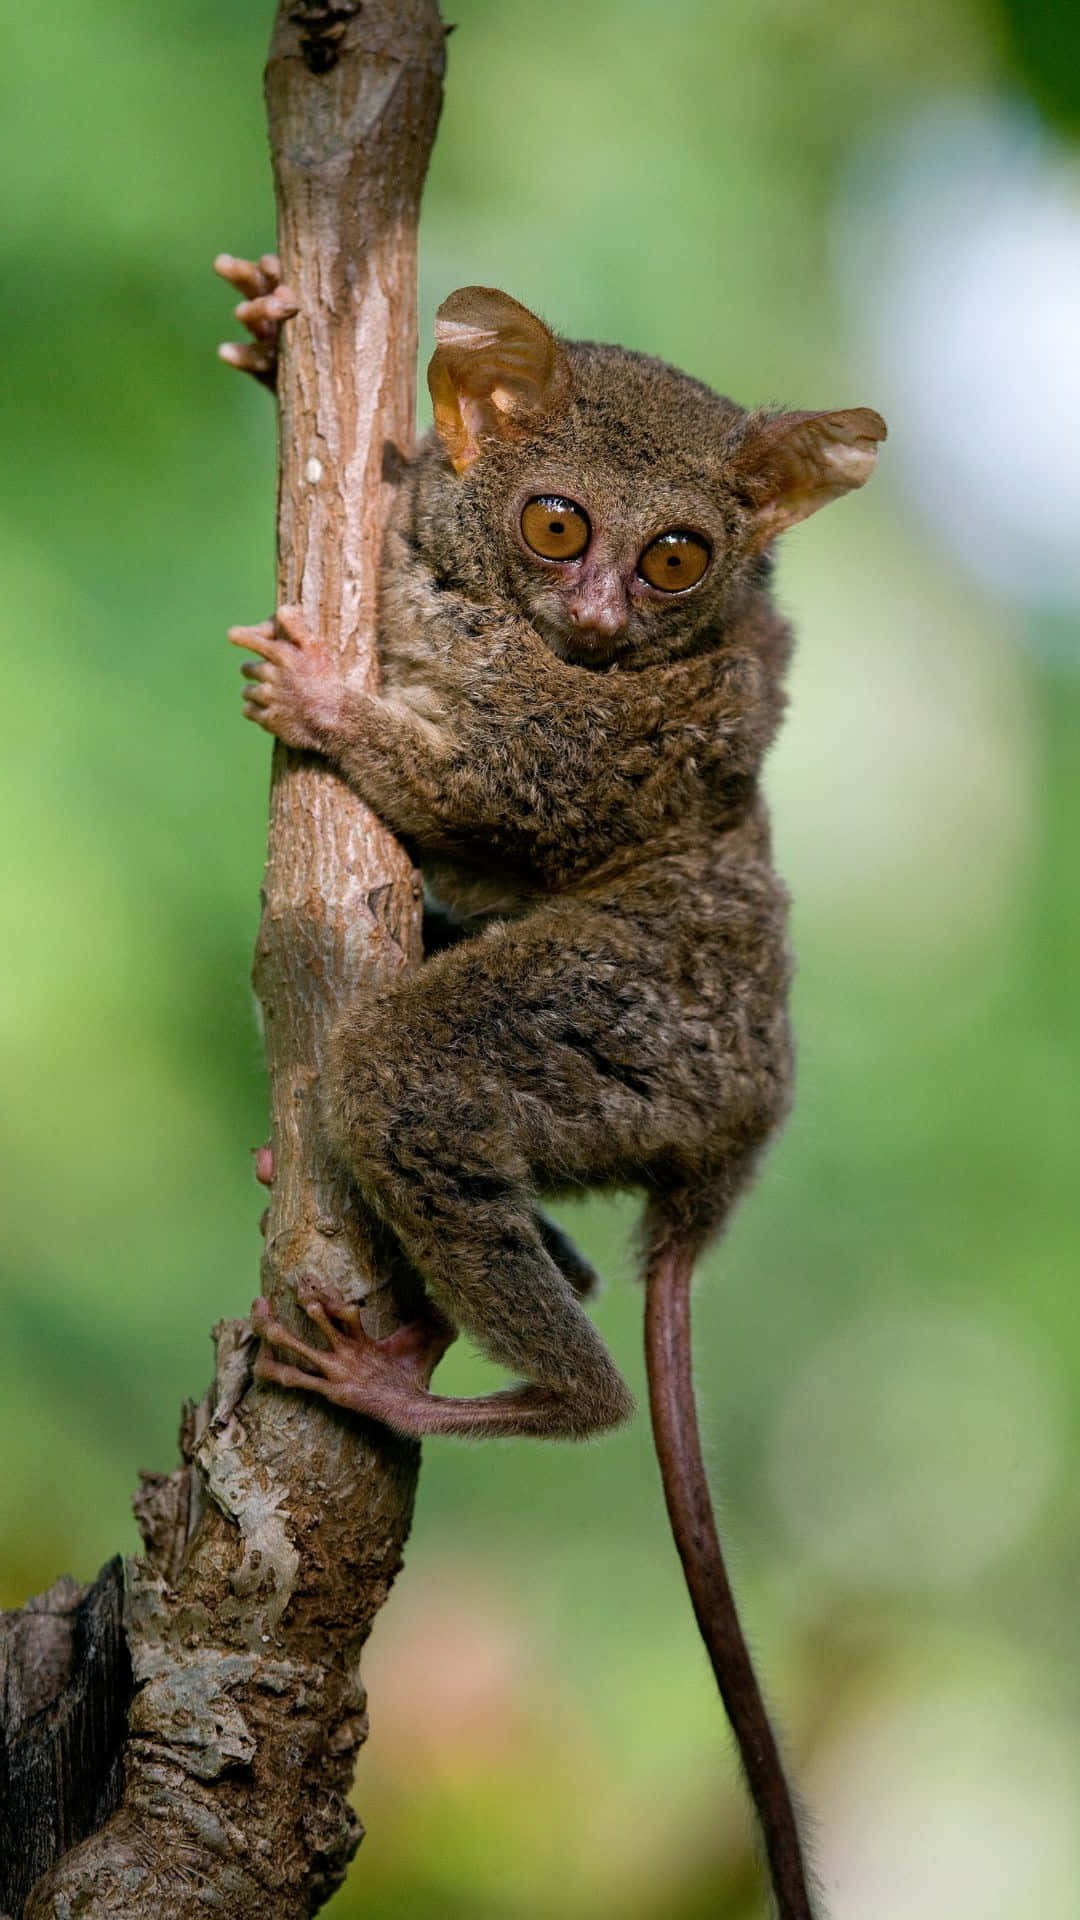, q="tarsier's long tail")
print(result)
[644,1226,817,1920]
